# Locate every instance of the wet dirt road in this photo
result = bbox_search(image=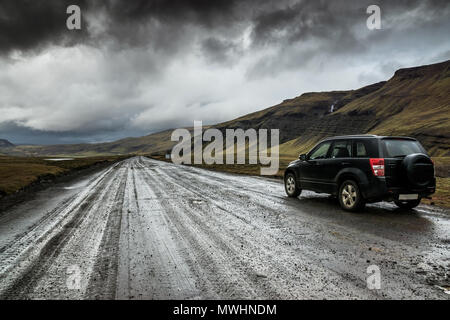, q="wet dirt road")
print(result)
[0,156,448,299]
